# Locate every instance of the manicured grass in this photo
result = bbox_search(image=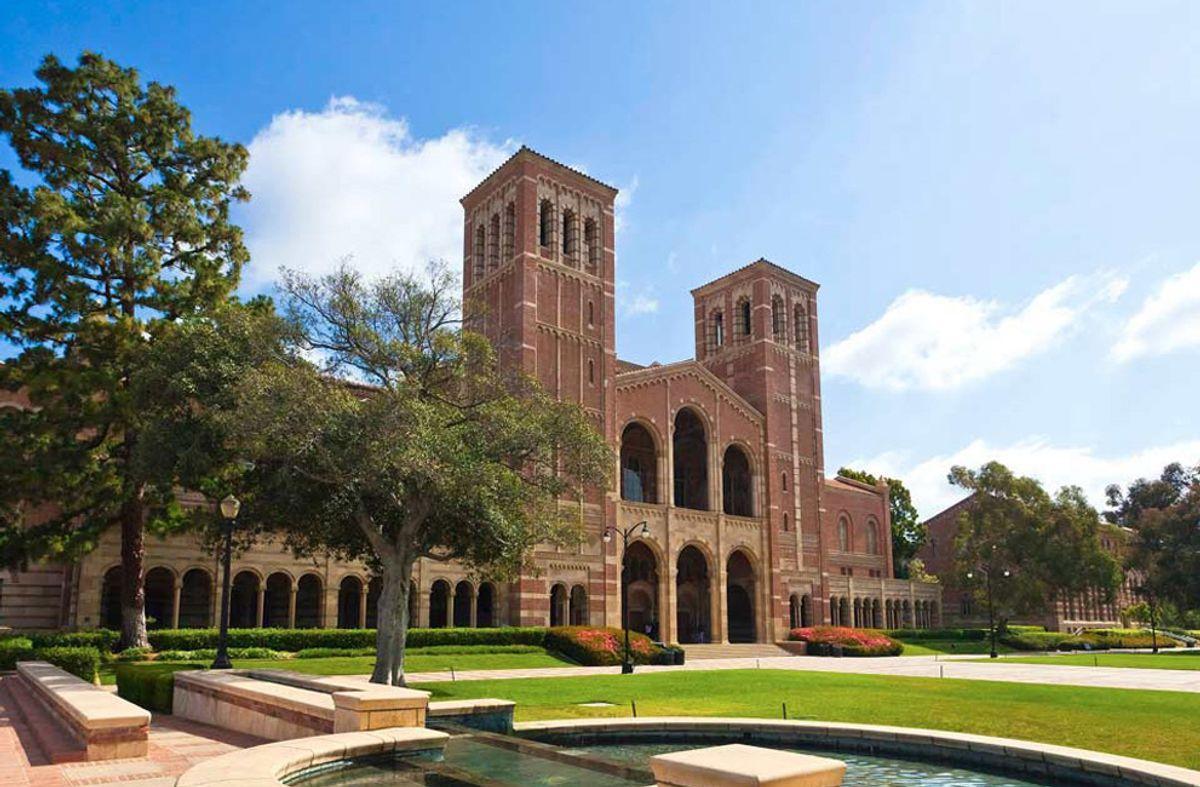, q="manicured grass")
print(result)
[978,651,1200,671]
[411,669,1200,769]
[897,639,1013,656]
[99,648,572,684]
